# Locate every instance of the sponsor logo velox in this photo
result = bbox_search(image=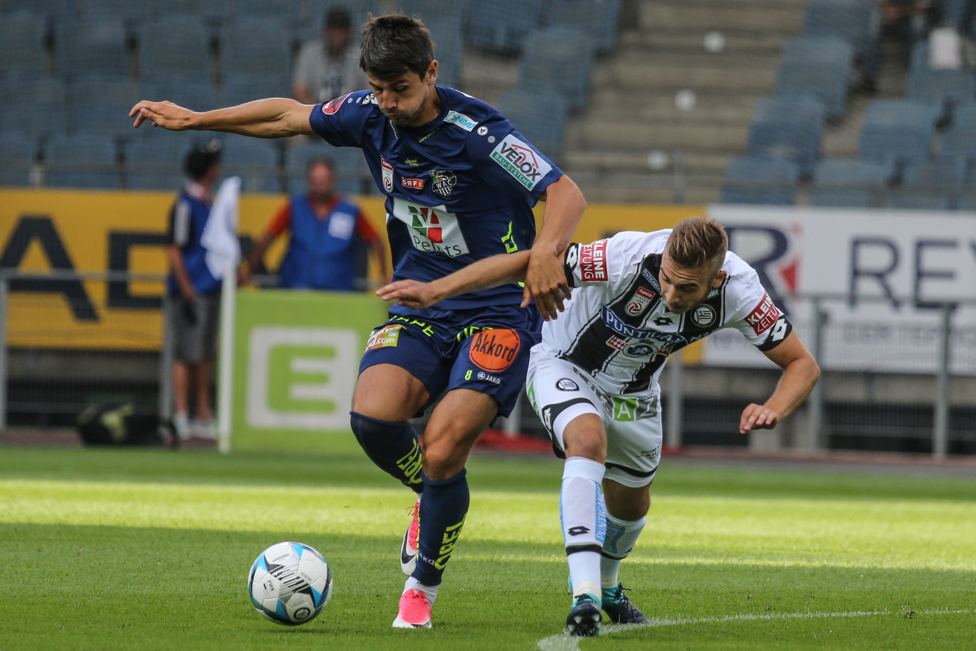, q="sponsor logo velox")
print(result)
[490,134,552,190]
[468,328,521,372]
